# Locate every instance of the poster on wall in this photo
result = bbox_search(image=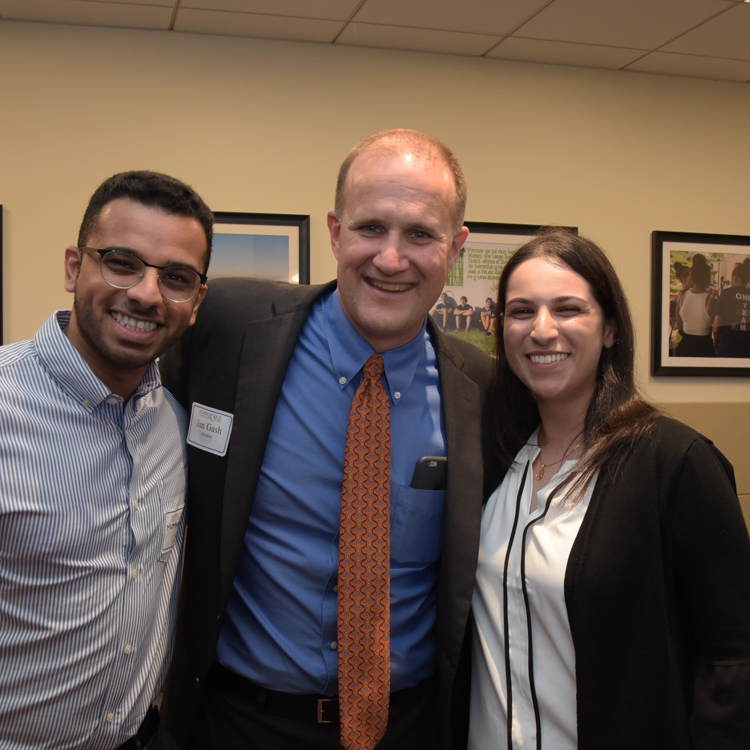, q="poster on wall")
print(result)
[433,222,577,351]
[651,230,750,377]
[212,212,310,285]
